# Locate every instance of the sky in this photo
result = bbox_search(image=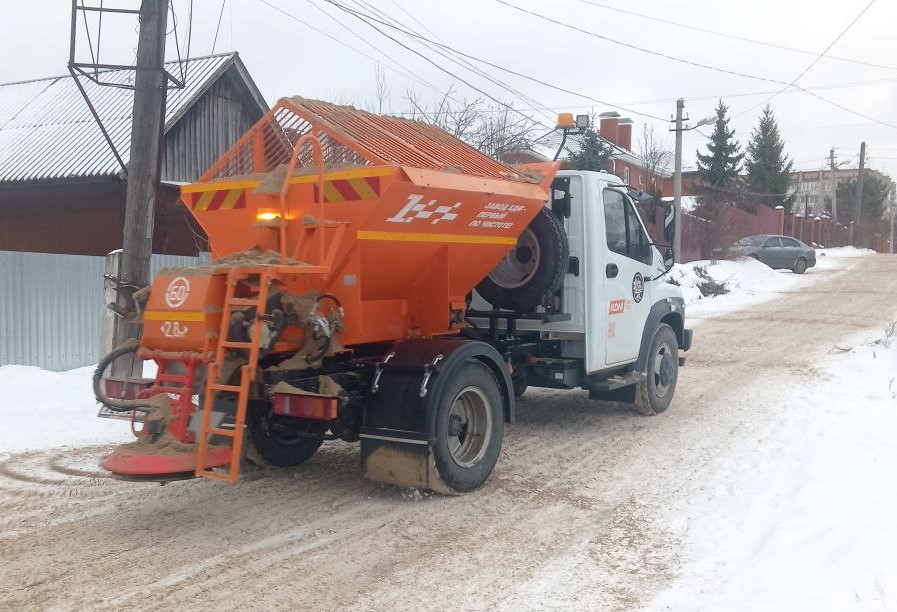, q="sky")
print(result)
[1,0,896,181]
